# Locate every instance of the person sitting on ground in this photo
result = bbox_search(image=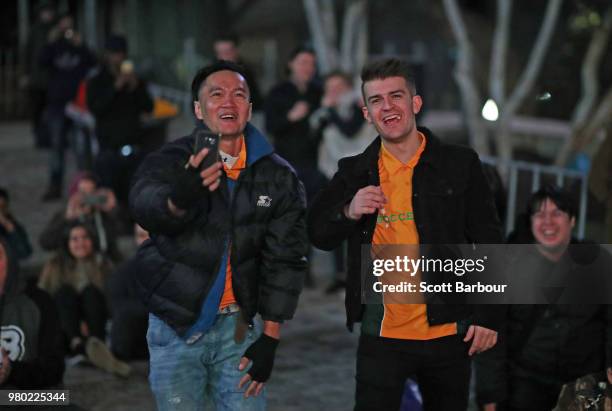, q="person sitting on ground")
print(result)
[0,237,65,389]
[39,171,122,262]
[0,187,33,261]
[38,221,130,377]
[105,224,150,360]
